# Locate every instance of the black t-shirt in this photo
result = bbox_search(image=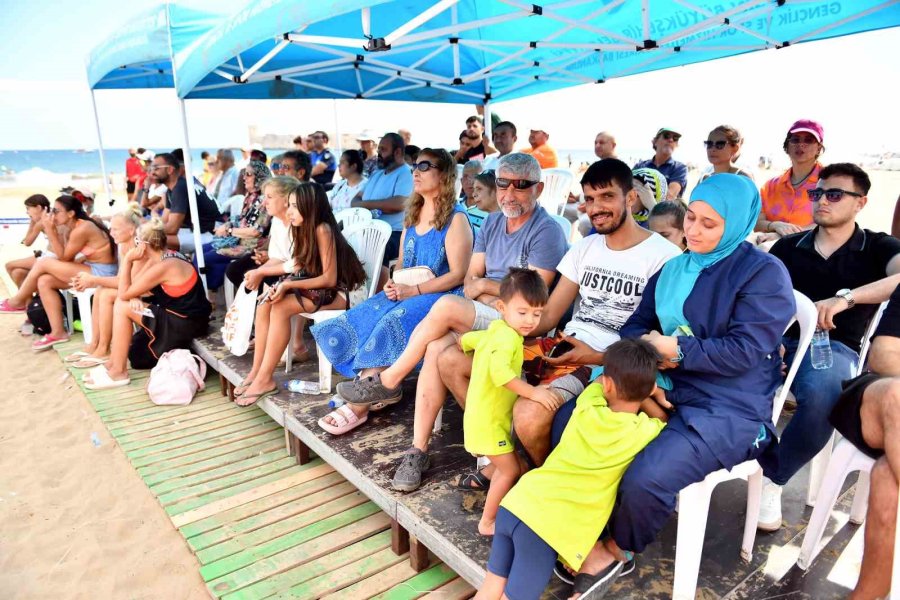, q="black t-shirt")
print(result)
[771,226,900,352]
[875,284,900,340]
[167,177,219,234]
